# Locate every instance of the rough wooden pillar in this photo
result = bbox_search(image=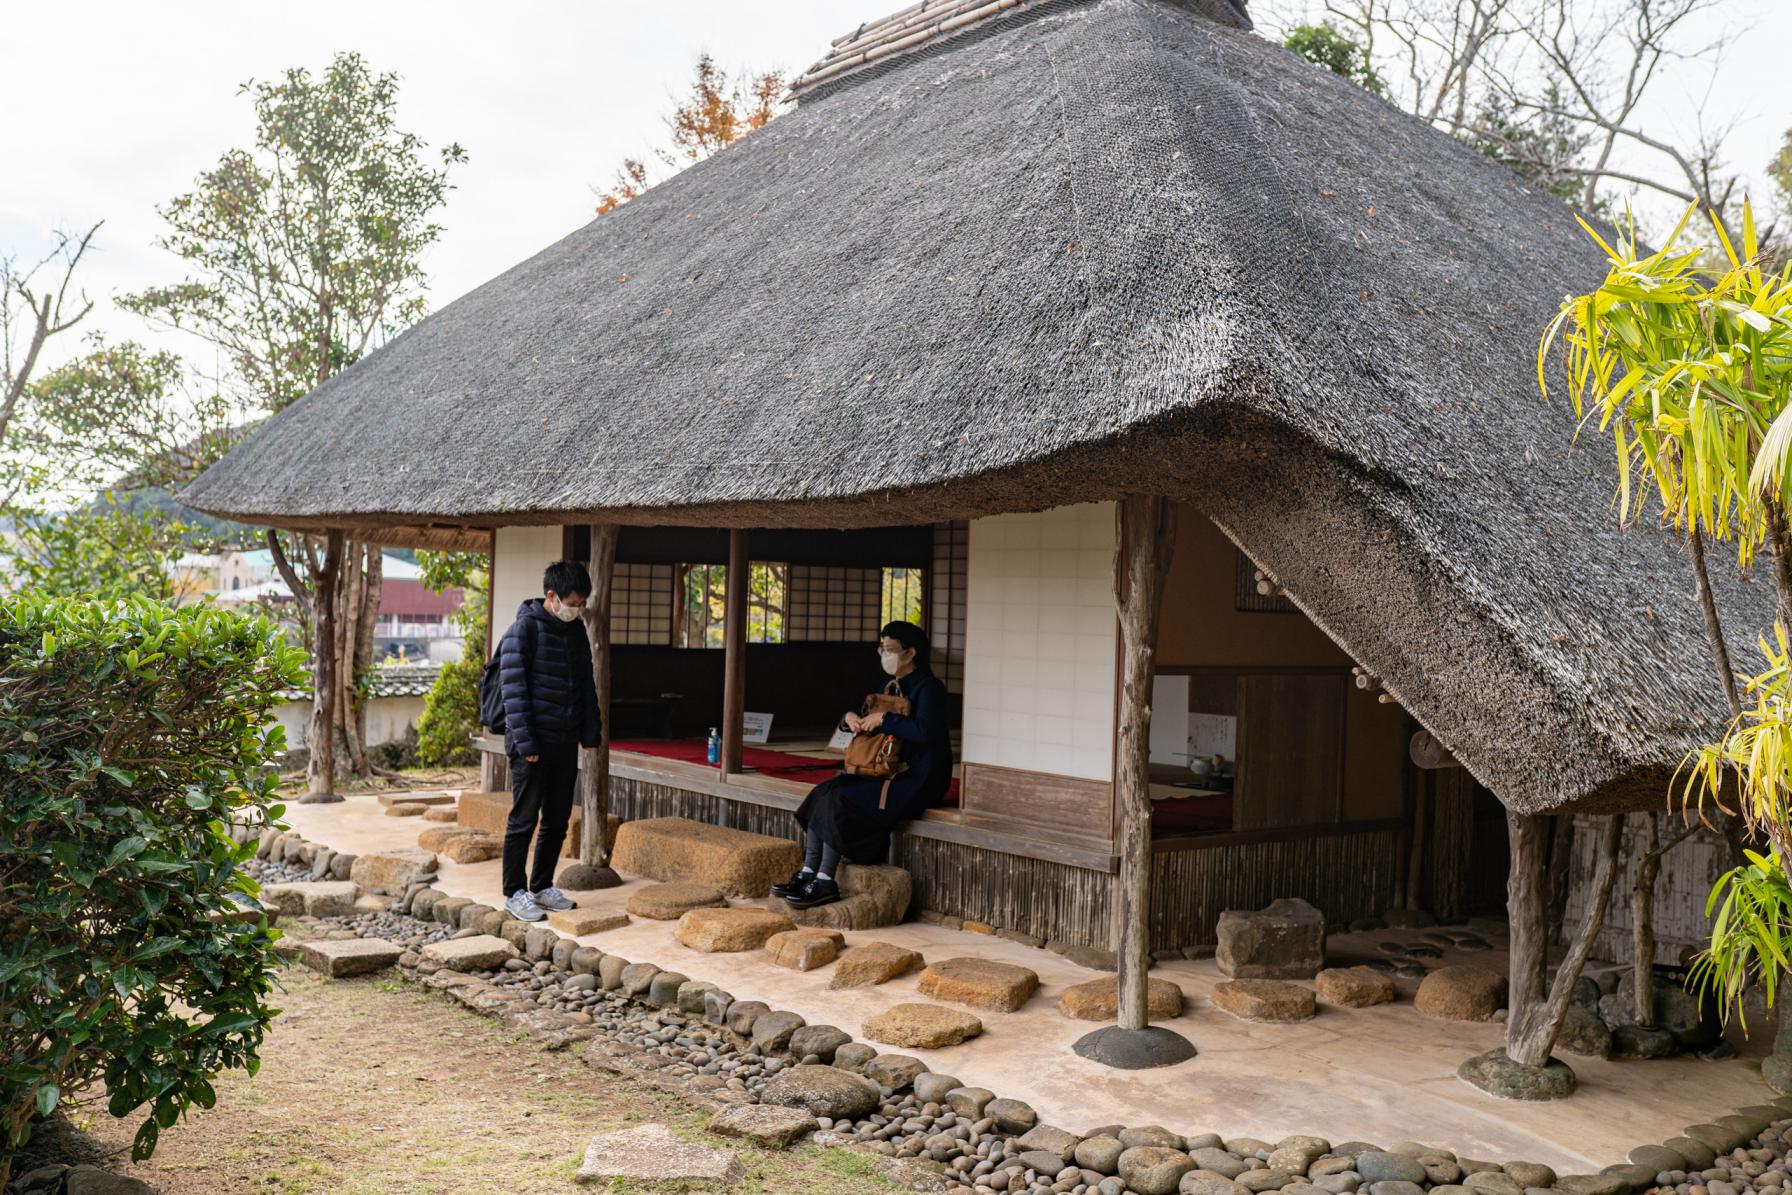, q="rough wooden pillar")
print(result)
[301,530,345,803]
[579,524,619,866]
[1075,496,1189,1068]
[1115,496,1175,1030]
[721,529,749,777]
[1505,811,1550,1026]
